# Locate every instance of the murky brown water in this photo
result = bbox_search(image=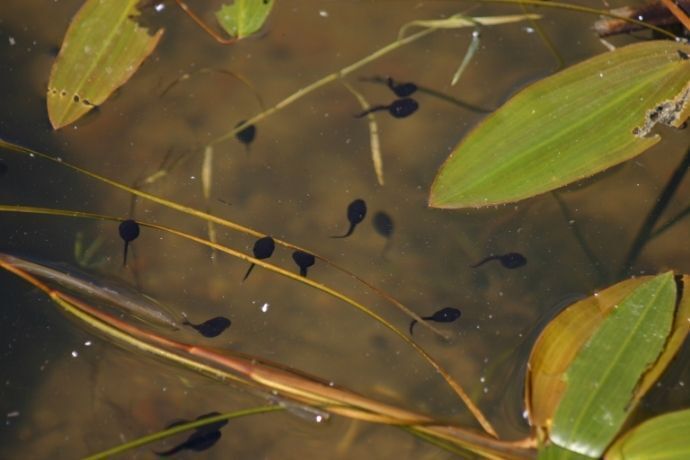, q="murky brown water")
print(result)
[1,1,690,458]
